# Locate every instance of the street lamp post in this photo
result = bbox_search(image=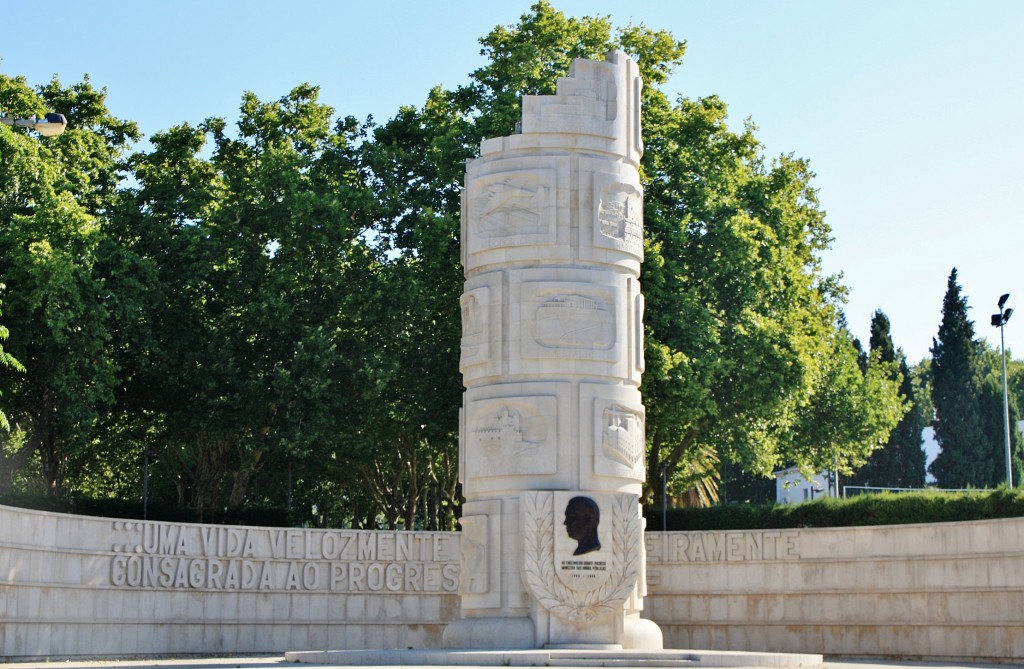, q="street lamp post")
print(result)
[991,293,1014,488]
[0,112,68,137]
